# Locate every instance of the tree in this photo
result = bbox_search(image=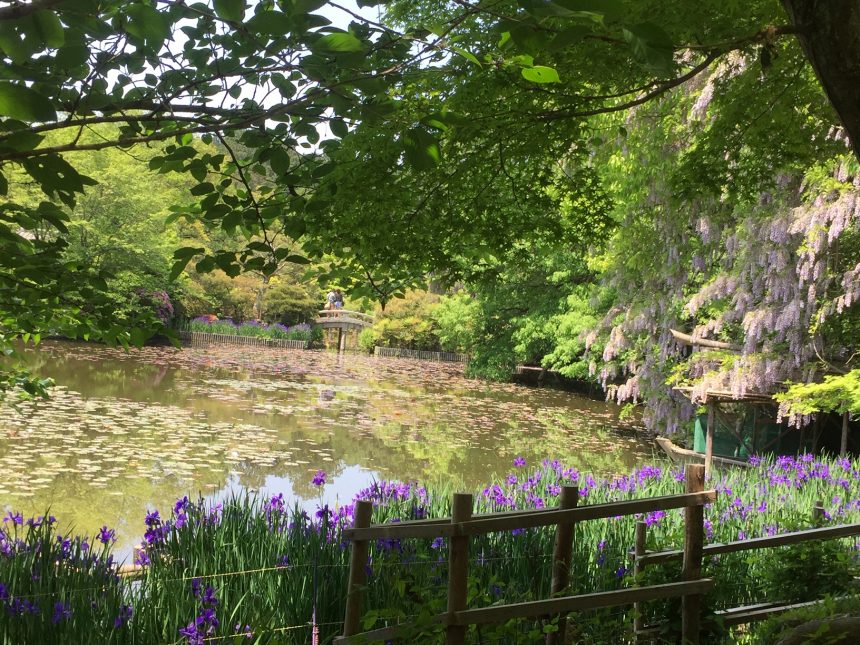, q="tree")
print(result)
[2,0,860,396]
